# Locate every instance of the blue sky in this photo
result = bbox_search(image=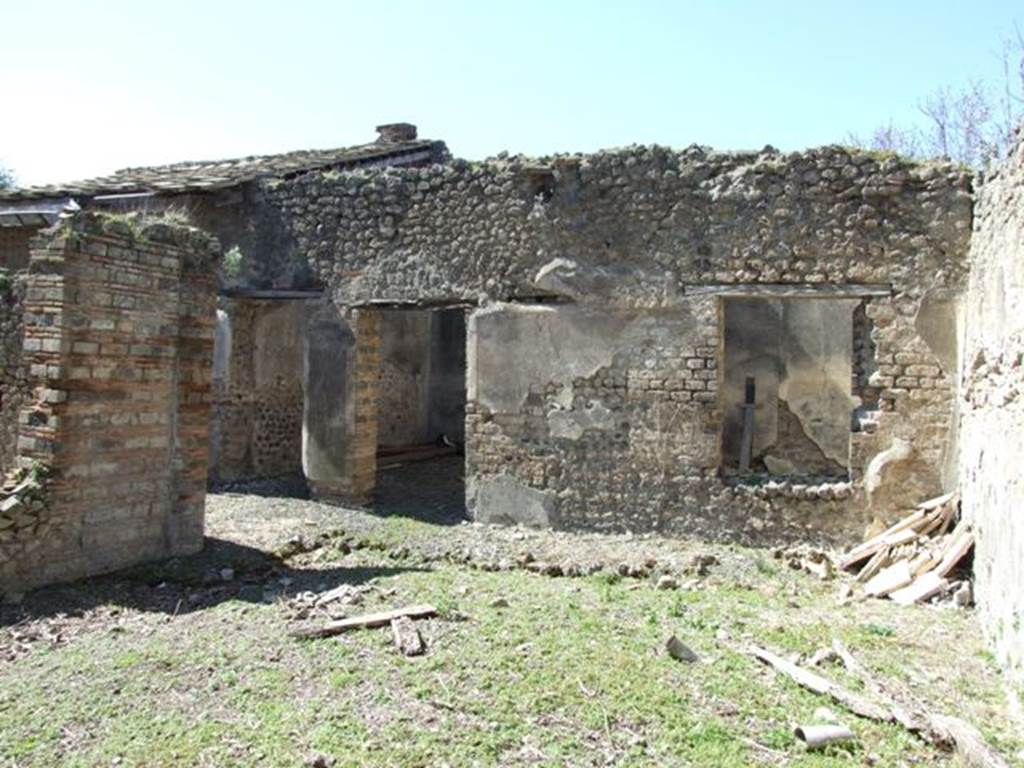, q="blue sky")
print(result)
[2,0,1020,186]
